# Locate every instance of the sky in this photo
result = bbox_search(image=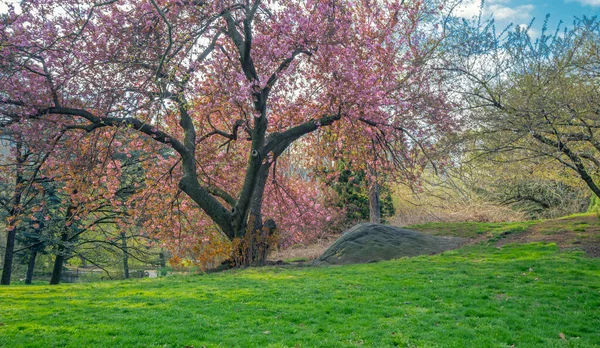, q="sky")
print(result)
[0,0,597,37]
[455,0,600,36]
